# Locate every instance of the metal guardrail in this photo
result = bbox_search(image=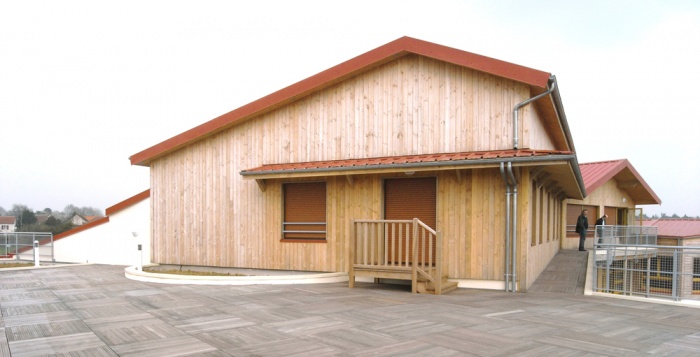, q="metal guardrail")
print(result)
[1,232,54,262]
[592,225,700,301]
[595,225,657,246]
